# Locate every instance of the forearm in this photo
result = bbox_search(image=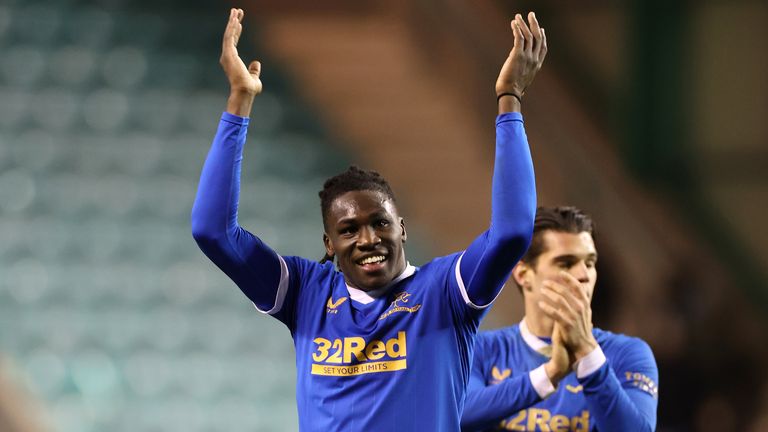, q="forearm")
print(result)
[191,113,249,241]
[460,113,536,306]
[497,94,522,115]
[226,90,255,117]
[461,372,543,431]
[490,113,536,245]
[580,364,657,432]
[191,113,283,309]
